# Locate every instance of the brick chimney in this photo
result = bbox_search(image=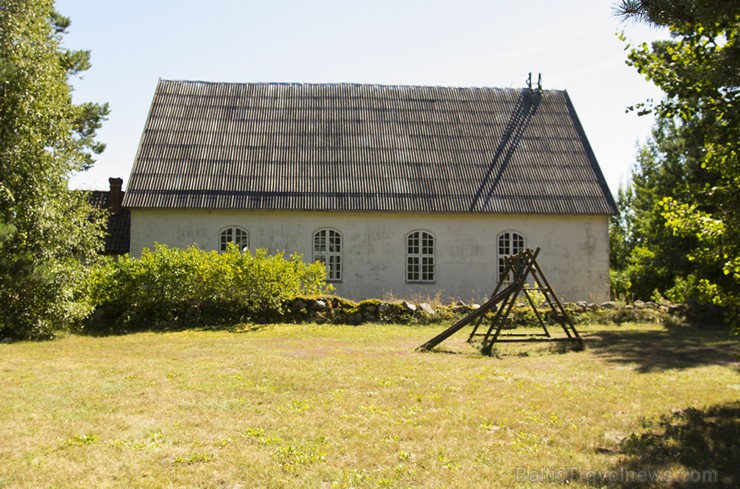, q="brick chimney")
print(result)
[108,178,124,214]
